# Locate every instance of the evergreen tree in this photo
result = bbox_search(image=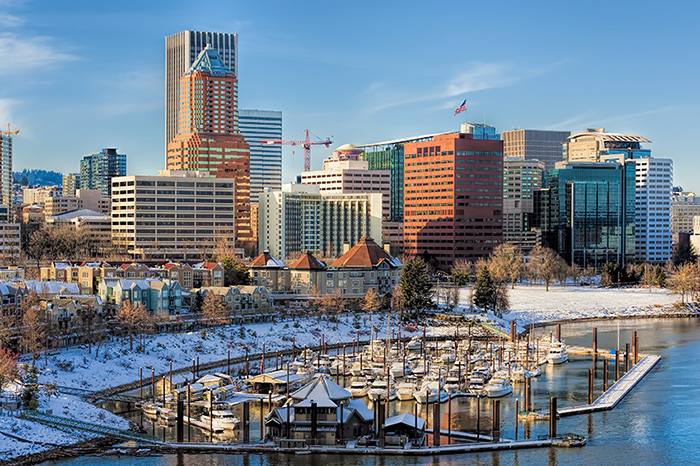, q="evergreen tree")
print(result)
[221,257,251,286]
[400,257,434,321]
[21,365,40,410]
[473,265,496,312]
[672,241,697,266]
